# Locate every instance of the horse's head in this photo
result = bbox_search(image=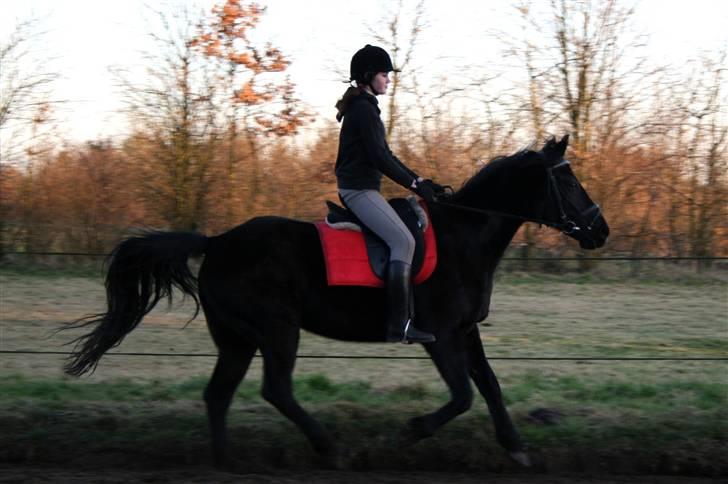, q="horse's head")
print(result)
[448,134,609,249]
[538,135,609,249]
